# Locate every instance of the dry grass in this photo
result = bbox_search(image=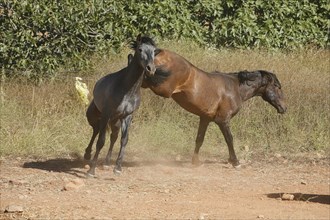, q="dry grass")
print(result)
[0,42,329,163]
